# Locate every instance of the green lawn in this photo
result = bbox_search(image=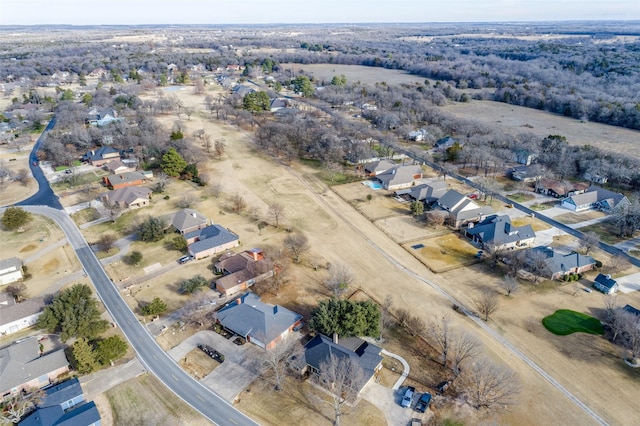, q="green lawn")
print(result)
[542,310,604,336]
